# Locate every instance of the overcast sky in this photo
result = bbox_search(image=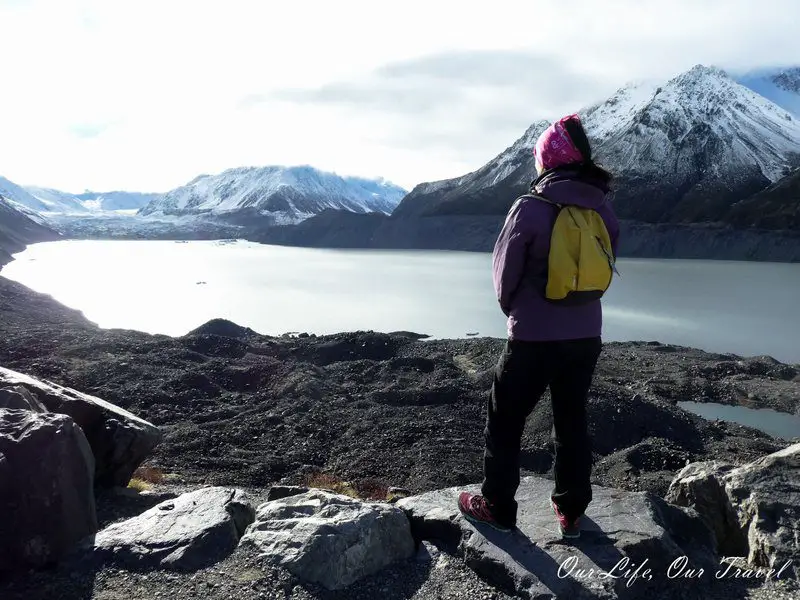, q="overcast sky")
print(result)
[1,0,798,193]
